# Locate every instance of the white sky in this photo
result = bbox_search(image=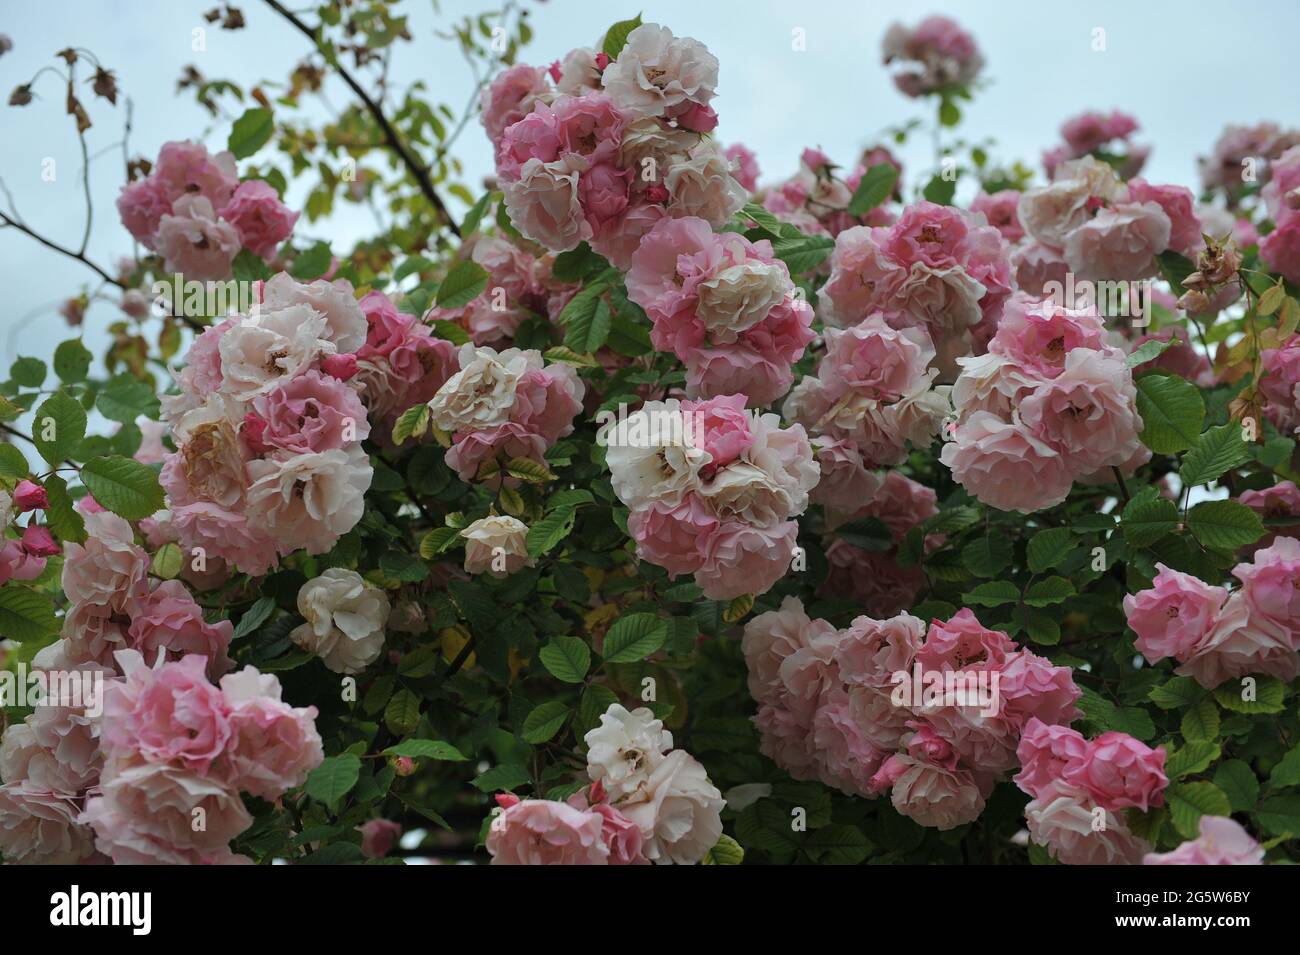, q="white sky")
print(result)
[1,0,1297,376]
